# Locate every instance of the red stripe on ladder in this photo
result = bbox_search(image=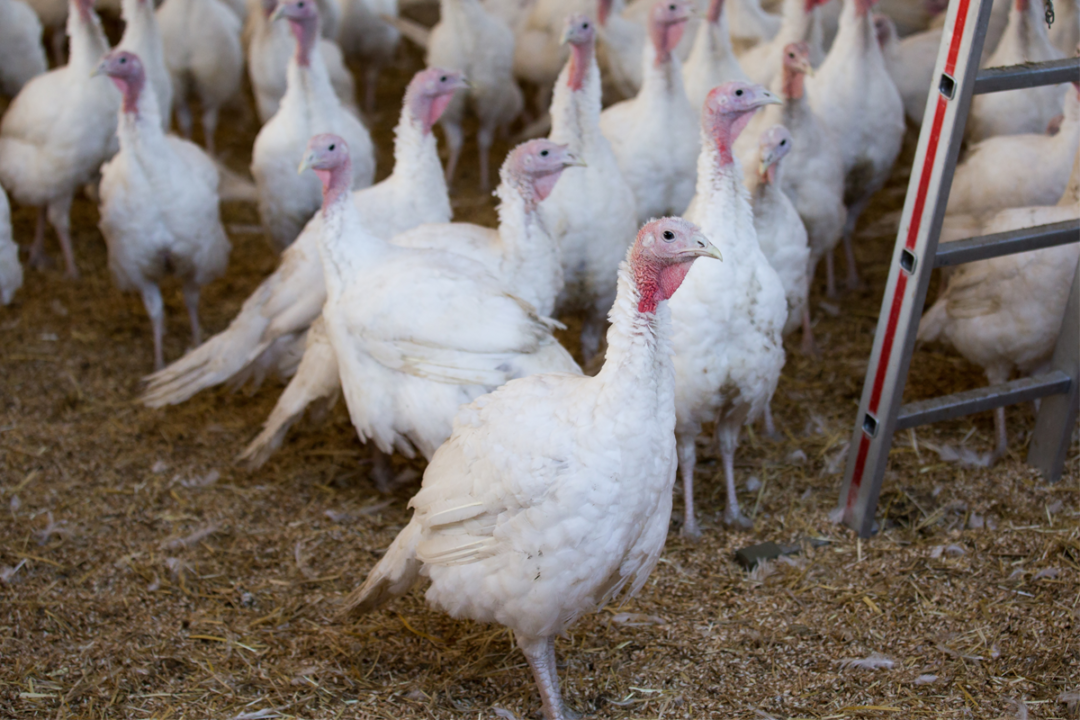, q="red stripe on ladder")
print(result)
[845,0,975,511]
